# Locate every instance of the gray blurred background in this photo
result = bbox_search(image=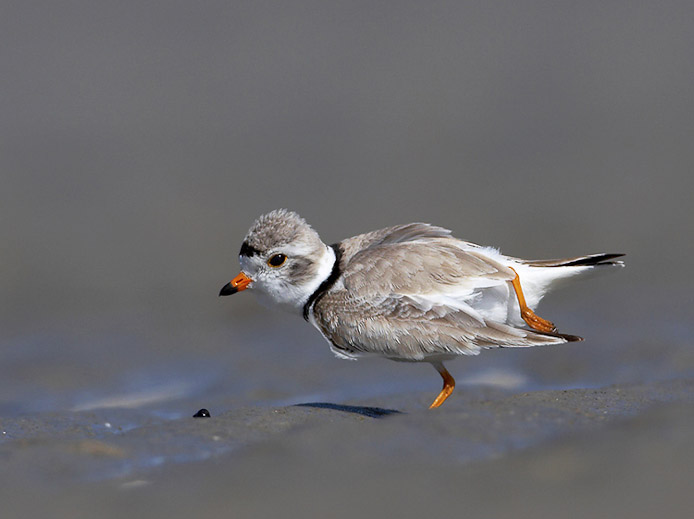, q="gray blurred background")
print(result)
[1,1,693,414]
